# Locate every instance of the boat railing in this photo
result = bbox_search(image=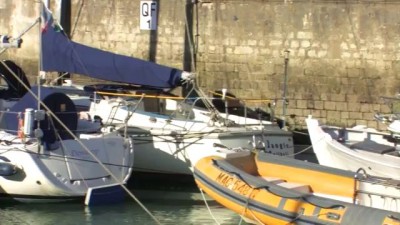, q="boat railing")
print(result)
[93,91,197,130]
[354,168,400,211]
[0,109,102,135]
[374,112,400,124]
[322,125,389,136]
[380,95,400,115]
[102,94,145,126]
[92,90,222,129]
[207,90,276,124]
[92,90,283,131]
